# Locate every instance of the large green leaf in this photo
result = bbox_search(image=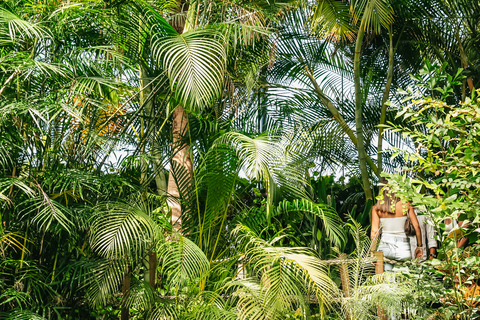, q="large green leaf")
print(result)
[152,29,227,110]
[90,200,161,259]
[158,232,210,290]
[351,0,393,33]
[276,199,347,248]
